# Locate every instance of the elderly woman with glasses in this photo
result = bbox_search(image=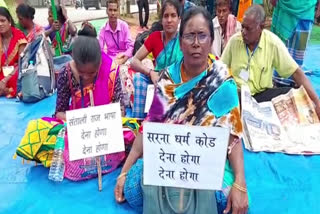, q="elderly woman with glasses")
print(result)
[115,6,249,214]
